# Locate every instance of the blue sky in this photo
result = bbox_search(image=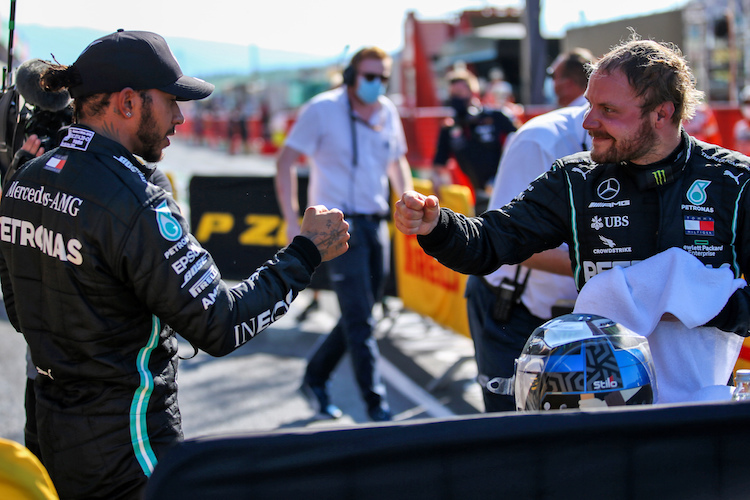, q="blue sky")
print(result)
[7,0,690,58]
